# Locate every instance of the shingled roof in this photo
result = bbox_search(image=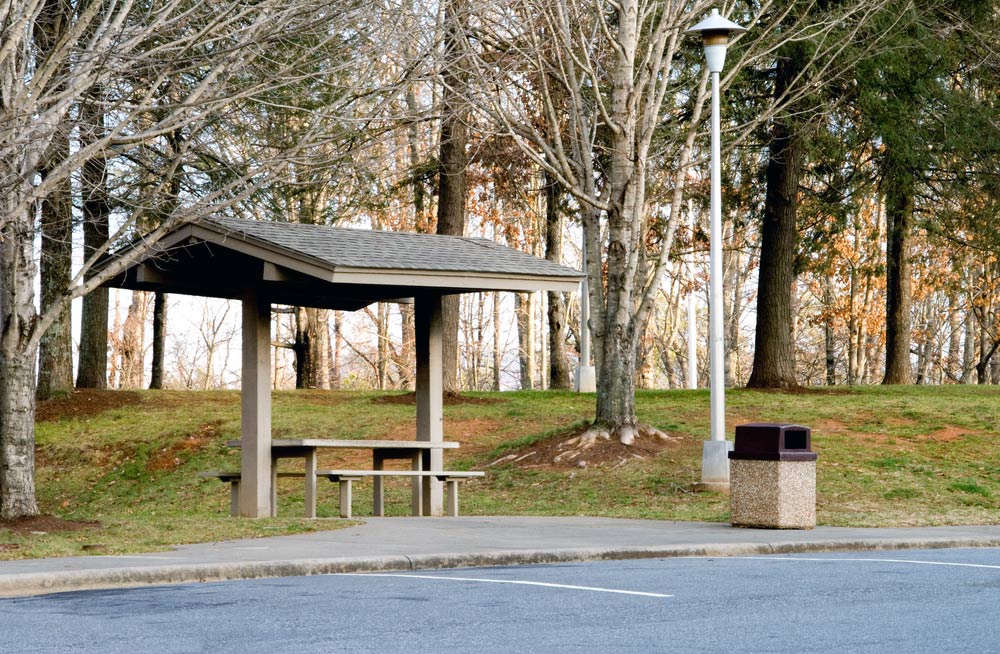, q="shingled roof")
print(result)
[207,217,577,277]
[102,217,583,311]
